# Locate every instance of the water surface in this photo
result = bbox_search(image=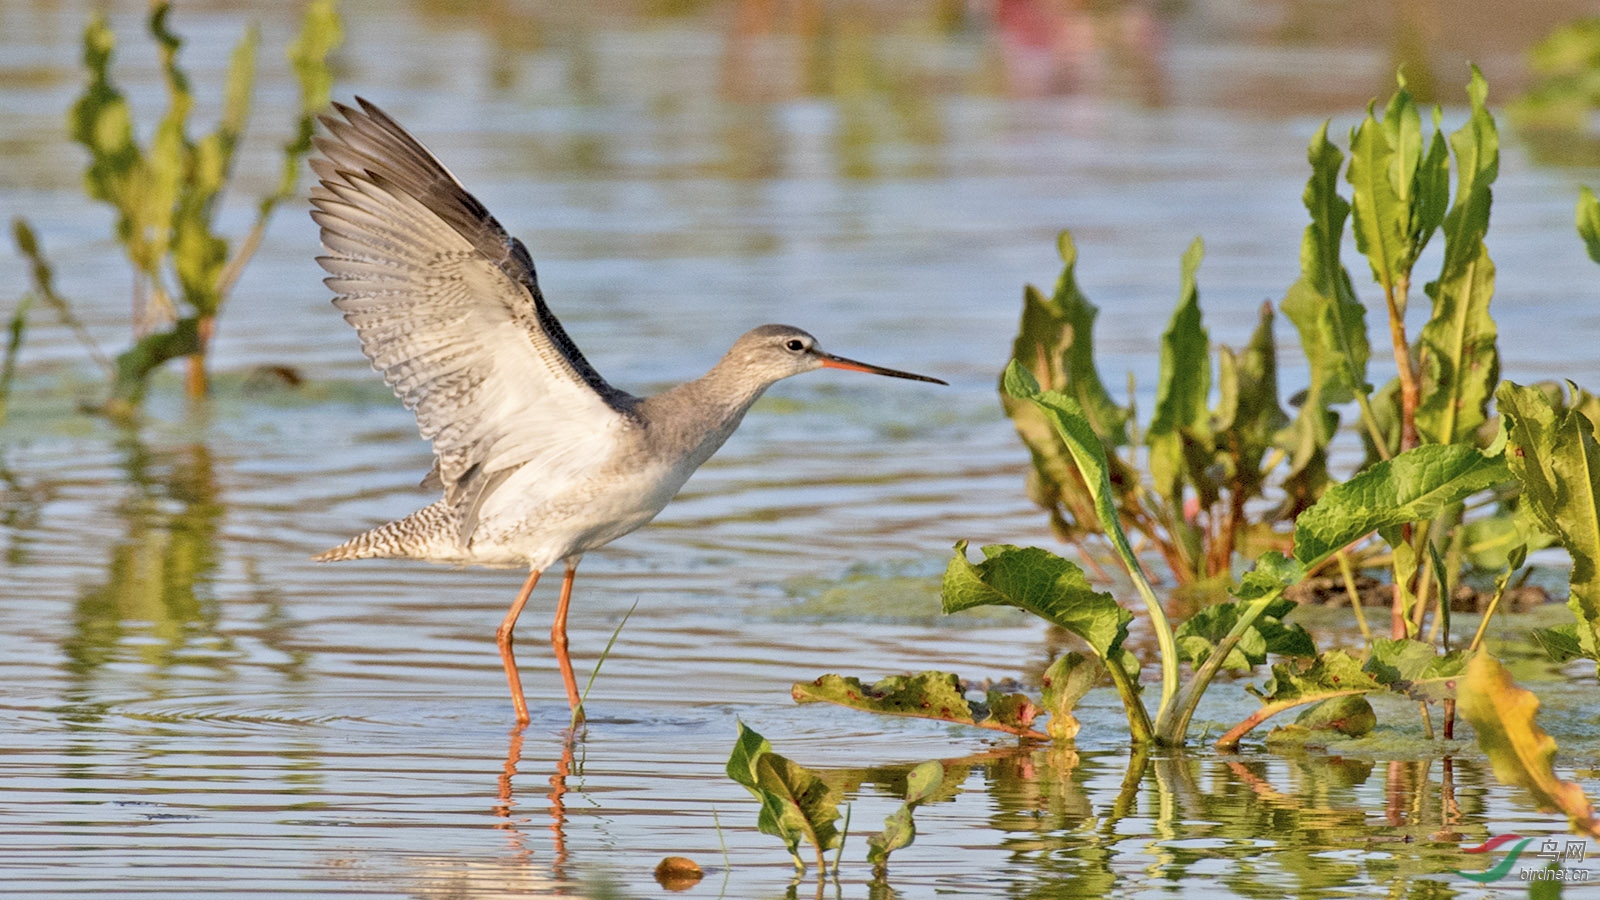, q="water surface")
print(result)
[3,1,1600,896]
